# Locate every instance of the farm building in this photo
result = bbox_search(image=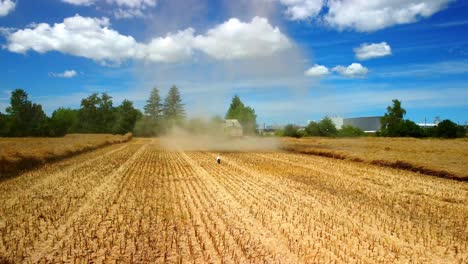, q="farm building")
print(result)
[222,119,243,137]
[331,116,383,133]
